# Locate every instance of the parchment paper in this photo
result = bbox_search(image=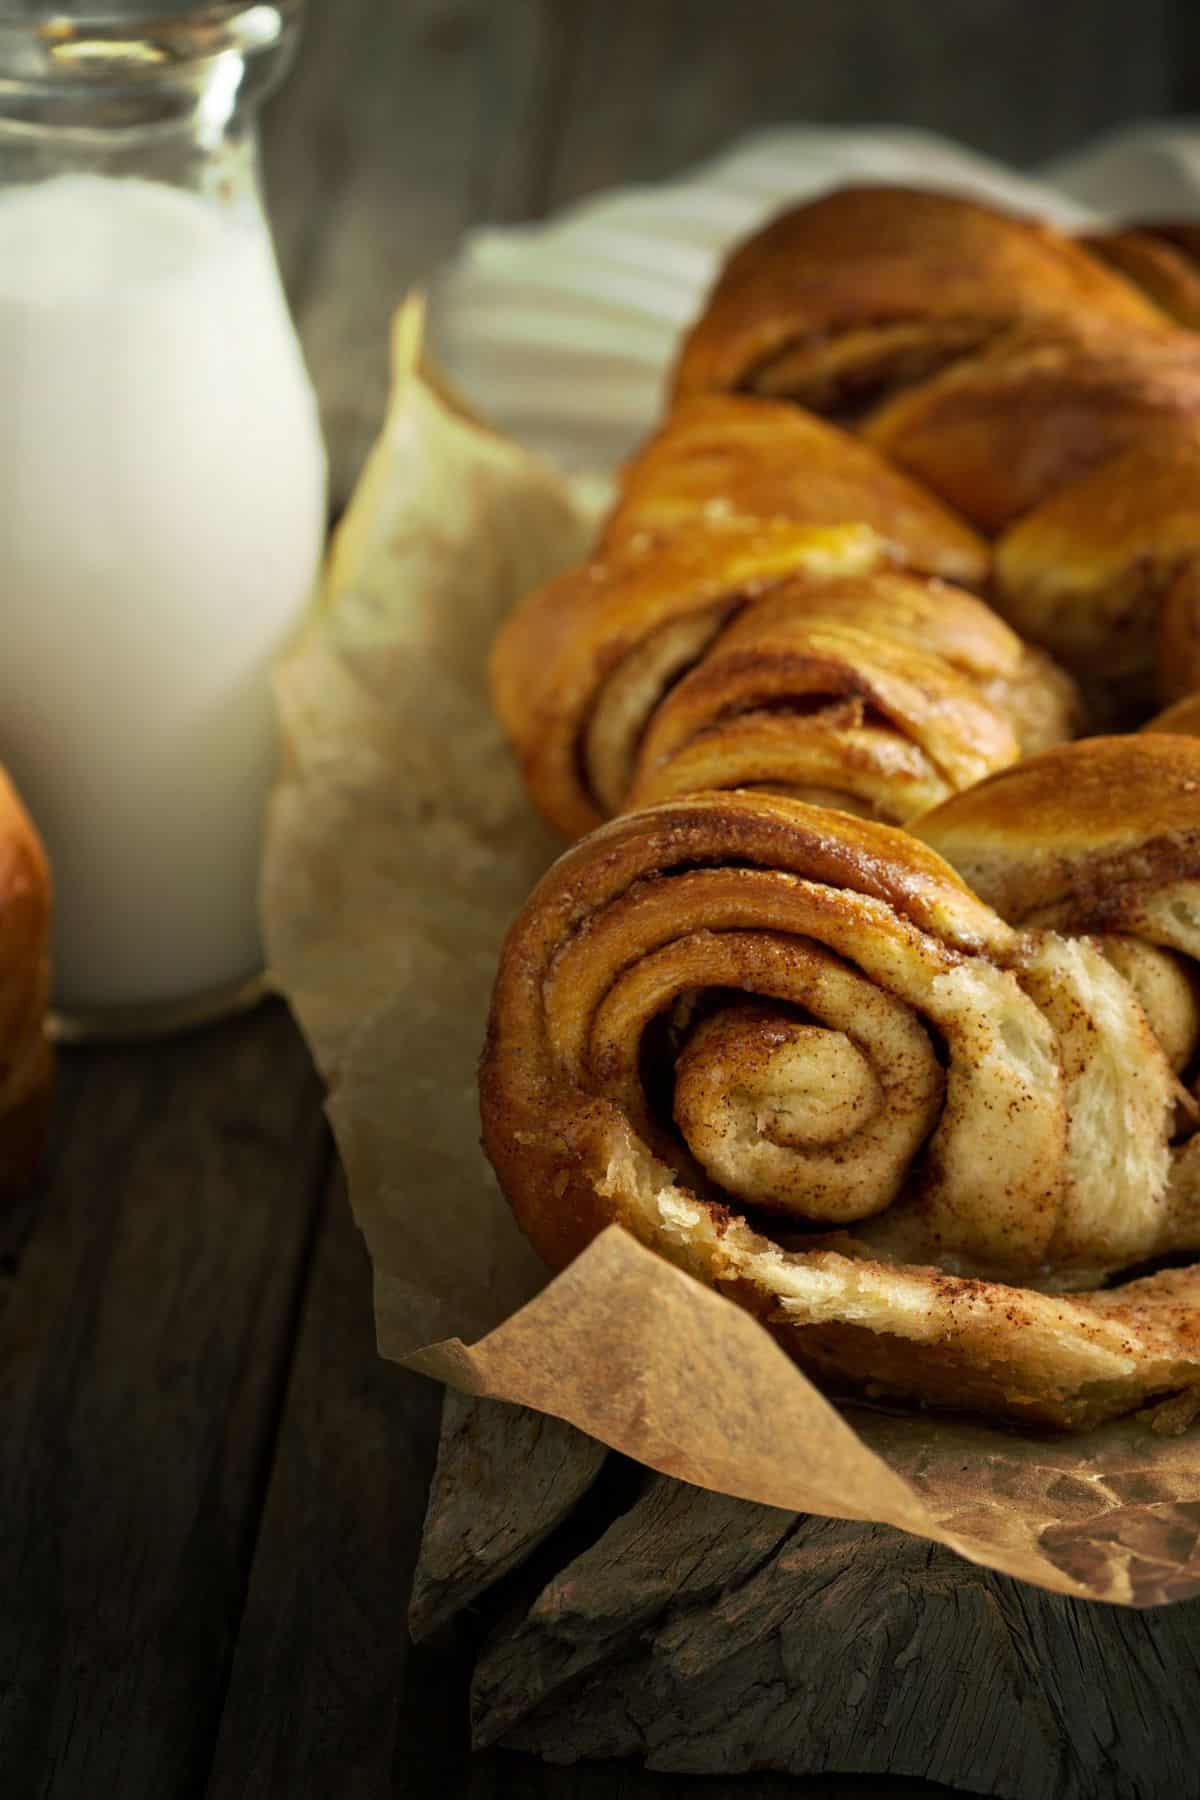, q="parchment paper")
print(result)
[264,130,1200,1608]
